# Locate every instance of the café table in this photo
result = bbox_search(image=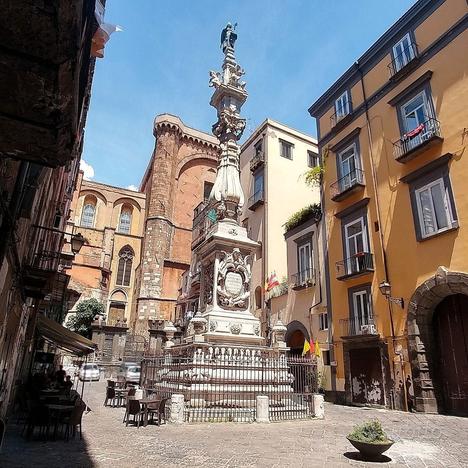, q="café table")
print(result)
[45,404,75,440]
[140,397,162,427]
